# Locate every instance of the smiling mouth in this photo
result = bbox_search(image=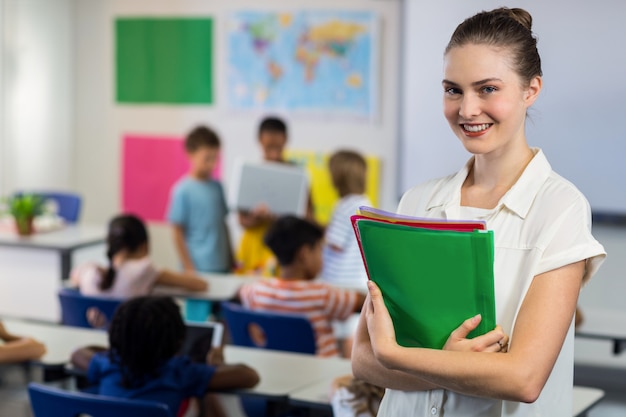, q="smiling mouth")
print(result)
[461,123,492,133]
